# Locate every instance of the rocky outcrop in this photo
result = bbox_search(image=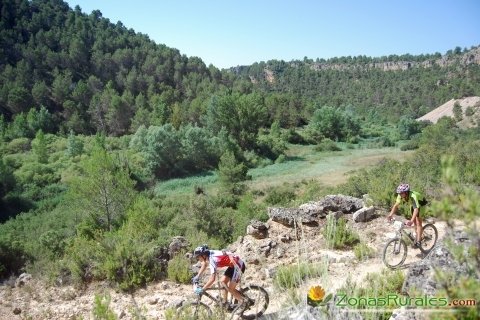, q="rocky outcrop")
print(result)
[246,220,269,239]
[401,231,474,296]
[168,236,189,256]
[268,207,319,227]
[268,194,365,227]
[352,206,376,222]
